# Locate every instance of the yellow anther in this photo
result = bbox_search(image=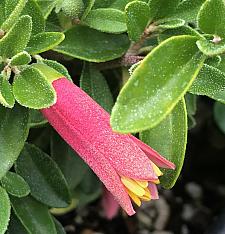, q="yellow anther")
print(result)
[151,162,163,177]
[144,188,151,198]
[121,177,146,197]
[136,180,148,188]
[150,179,160,184]
[126,189,141,207]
